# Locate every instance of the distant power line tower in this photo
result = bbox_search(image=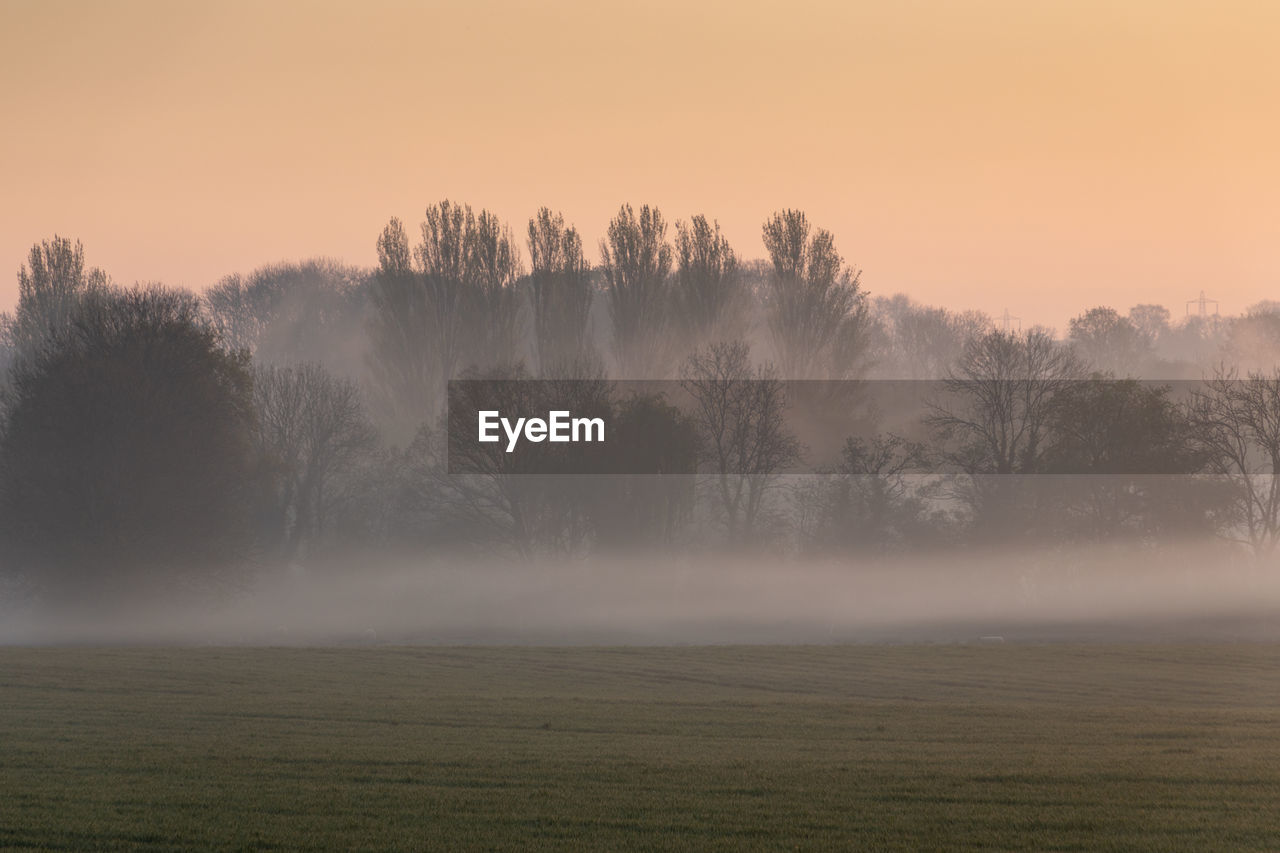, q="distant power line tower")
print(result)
[999,308,1021,333]
[1186,290,1219,317]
